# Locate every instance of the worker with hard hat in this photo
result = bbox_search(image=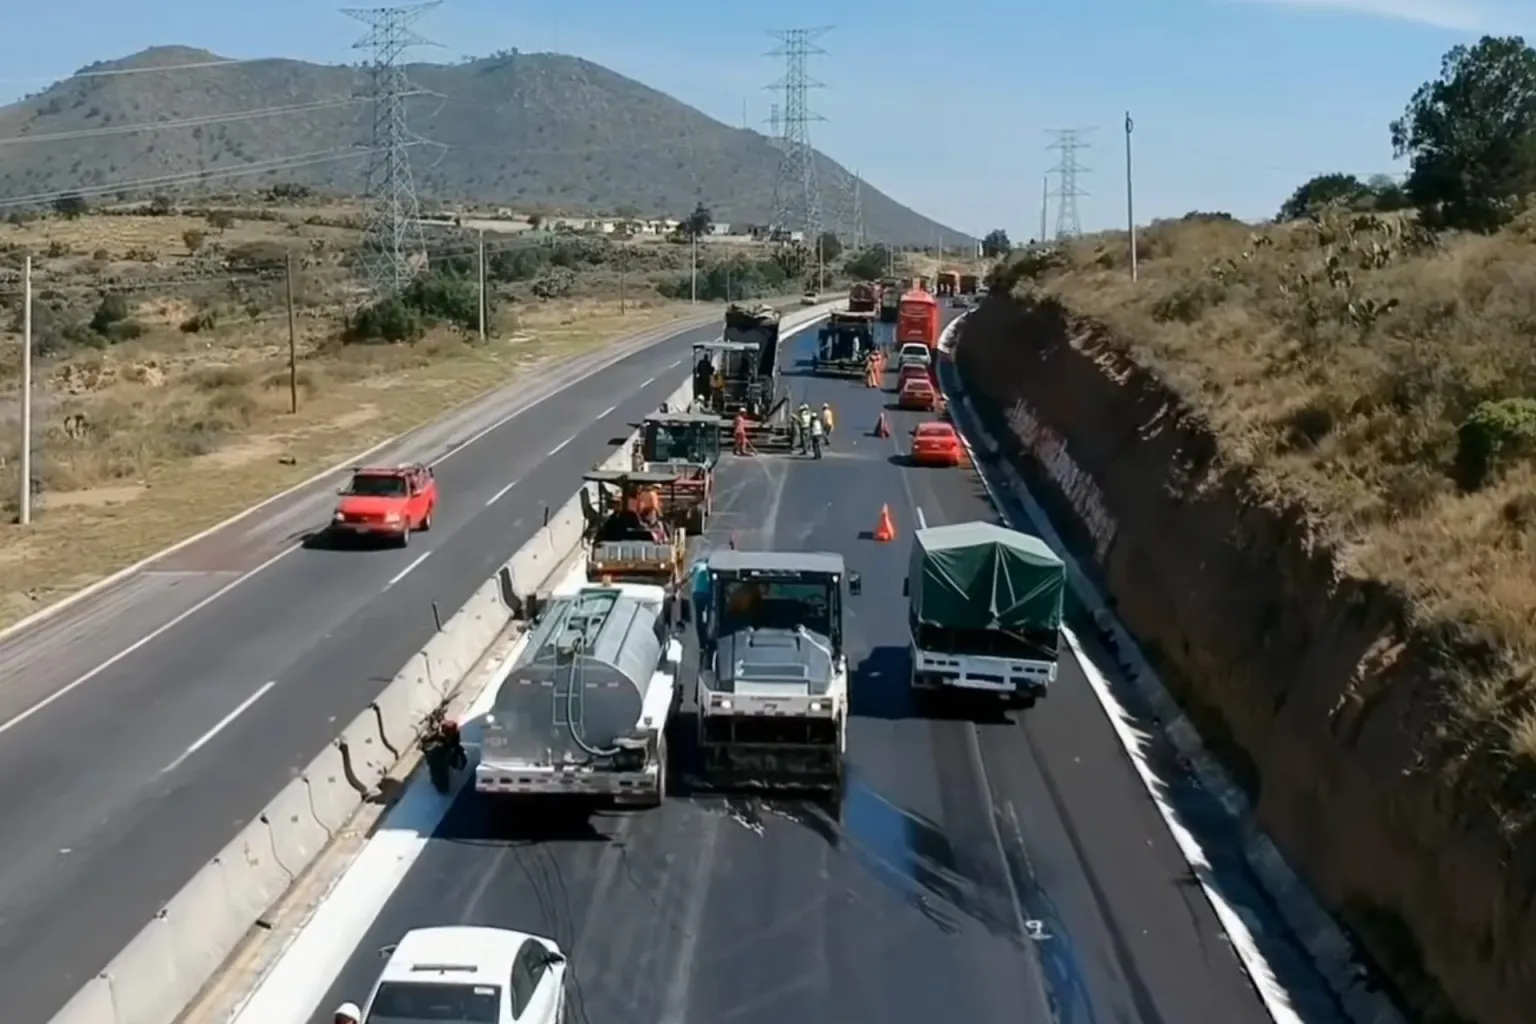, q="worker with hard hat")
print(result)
[333,1003,361,1024]
[796,403,814,455]
[819,402,835,445]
